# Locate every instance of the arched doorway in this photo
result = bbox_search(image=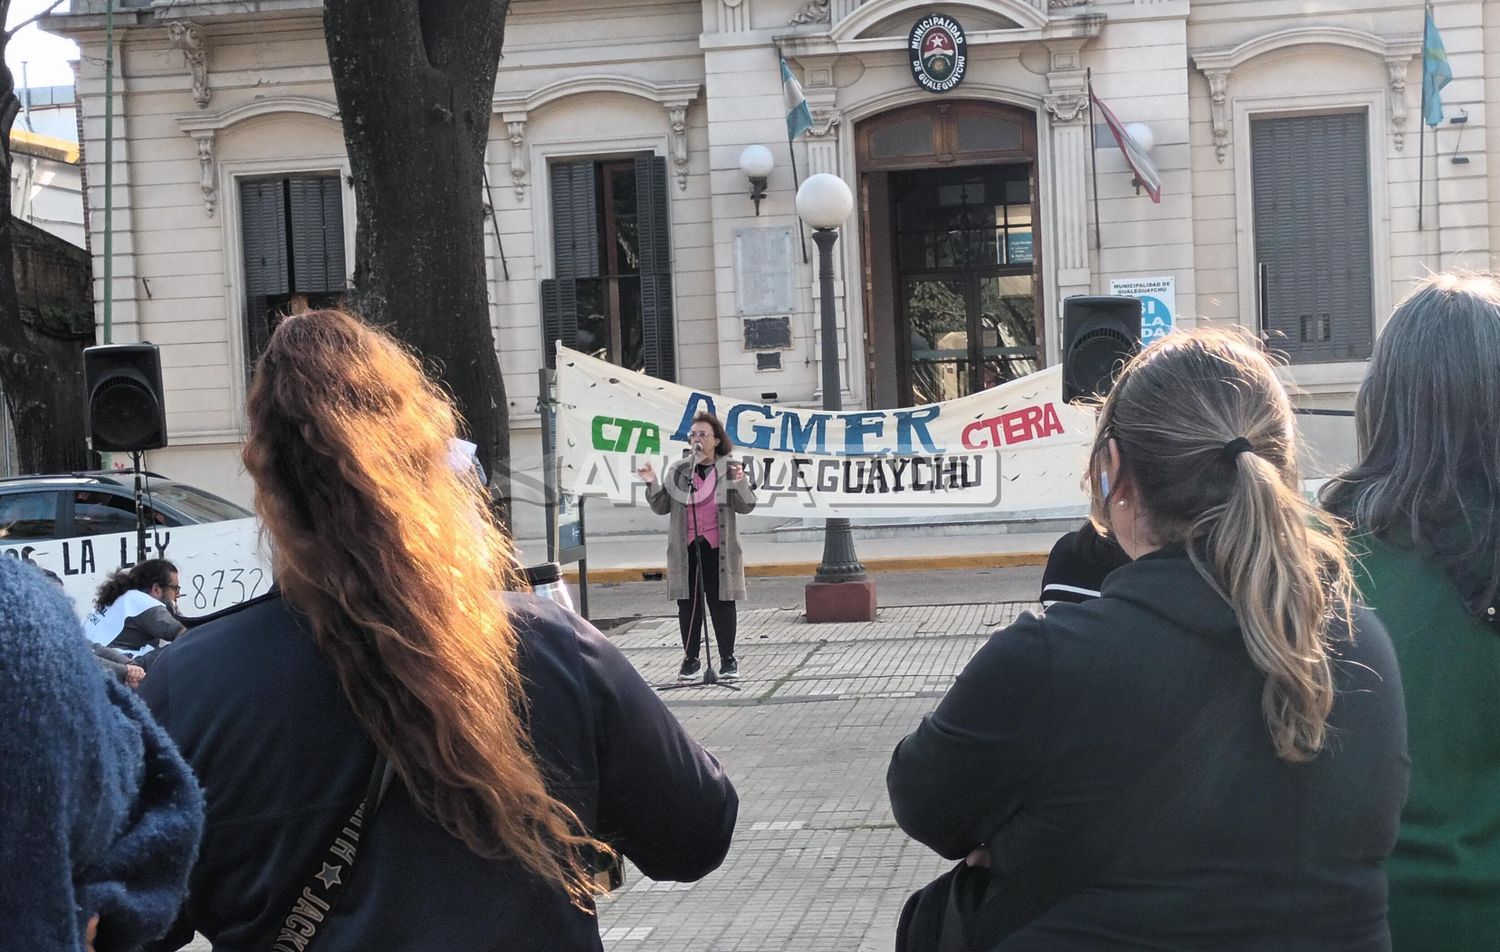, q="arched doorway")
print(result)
[858,101,1041,408]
